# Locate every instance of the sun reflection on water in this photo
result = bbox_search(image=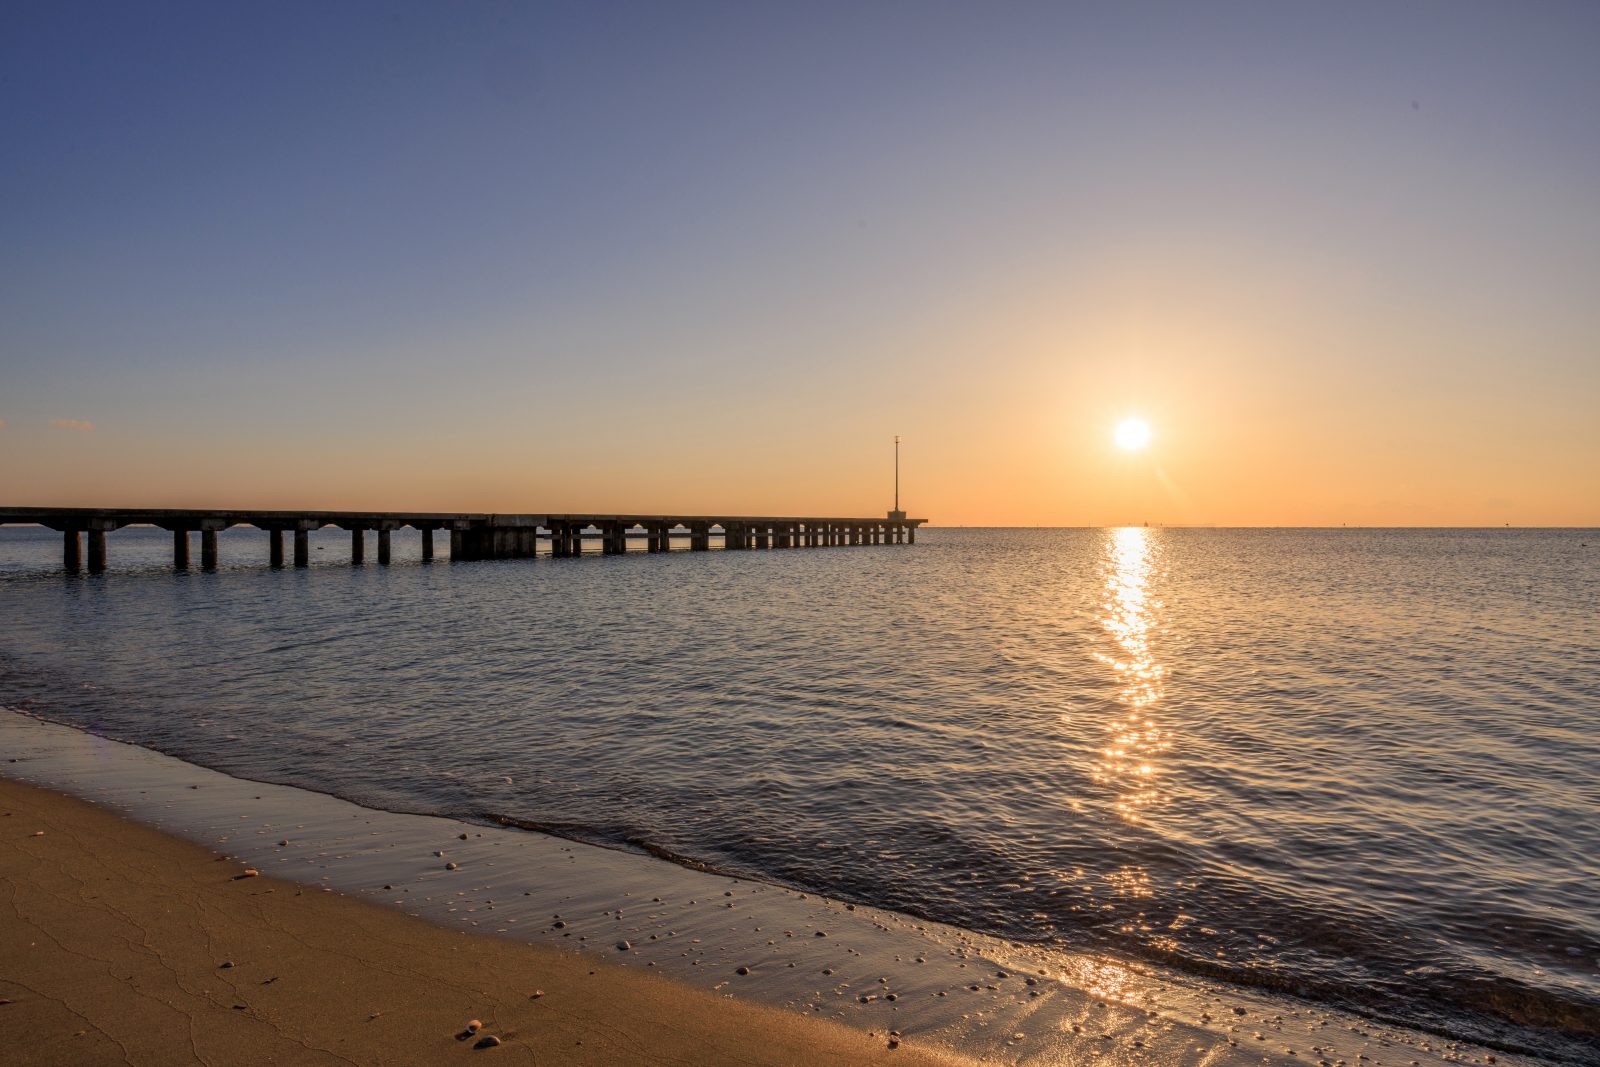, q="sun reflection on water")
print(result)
[1091,527,1170,823]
